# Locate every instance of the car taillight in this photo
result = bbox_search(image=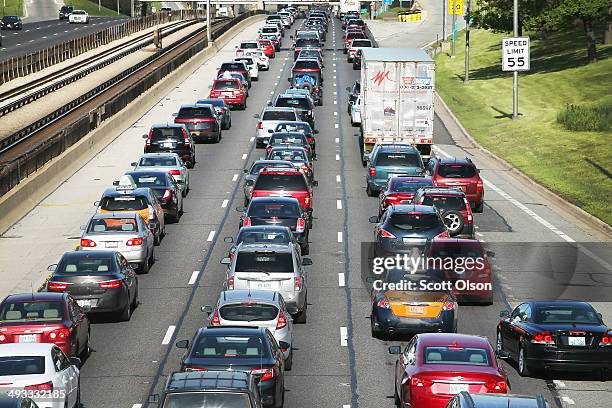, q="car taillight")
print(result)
[25,381,53,391]
[48,328,70,341]
[183,365,207,372]
[257,122,263,129]
[80,238,96,247]
[145,129,153,146]
[369,167,376,177]
[296,217,306,232]
[442,301,455,311]
[477,178,484,192]
[599,334,612,346]
[169,169,181,176]
[211,310,221,326]
[301,163,309,172]
[98,279,123,289]
[435,231,450,239]
[183,130,191,147]
[126,237,143,246]
[485,380,507,393]
[226,276,234,290]
[251,368,275,381]
[307,137,314,143]
[385,195,400,203]
[162,188,172,201]
[243,216,251,227]
[276,310,287,330]
[294,276,303,291]
[379,228,396,239]
[531,331,555,345]
[266,146,272,155]
[410,377,433,387]
[47,281,72,291]
[377,298,390,309]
